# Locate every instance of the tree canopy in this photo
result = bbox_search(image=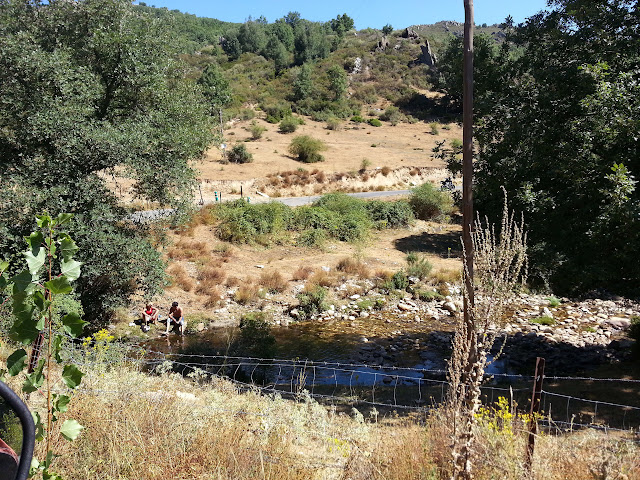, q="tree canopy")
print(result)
[438,0,640,295]
[0,0,214,323]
